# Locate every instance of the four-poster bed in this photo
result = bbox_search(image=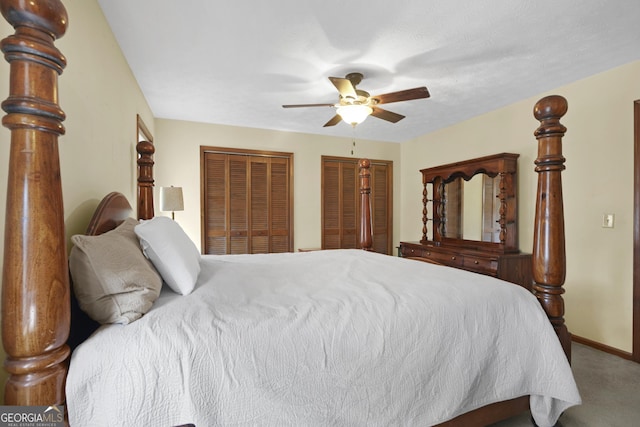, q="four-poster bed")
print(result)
[0,1,579,426]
